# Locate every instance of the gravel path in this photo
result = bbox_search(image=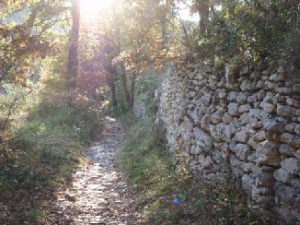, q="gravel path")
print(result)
[46,116,144,225]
